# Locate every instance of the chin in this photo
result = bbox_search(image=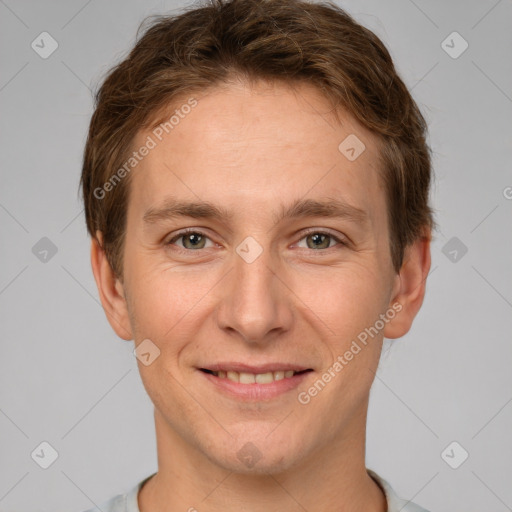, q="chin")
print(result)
[213,448,301,476]
[202,426,308,475]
